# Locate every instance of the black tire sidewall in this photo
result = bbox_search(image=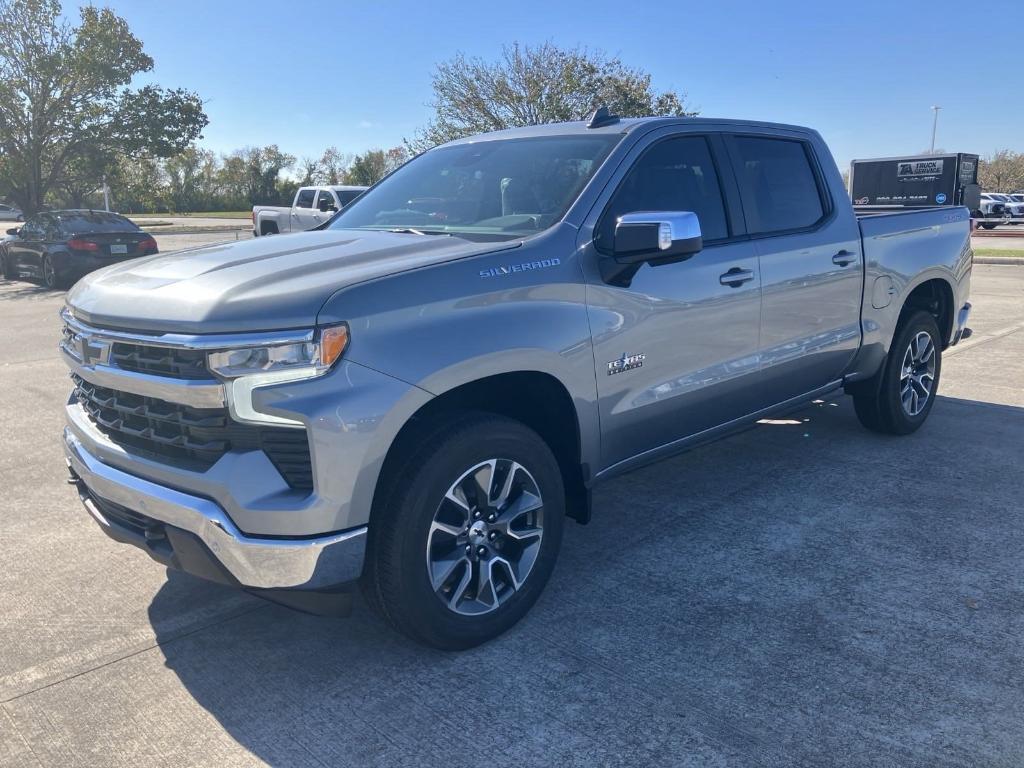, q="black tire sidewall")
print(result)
[42,256,57,289]
[880,310,942,434]
[374,415,565,649]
